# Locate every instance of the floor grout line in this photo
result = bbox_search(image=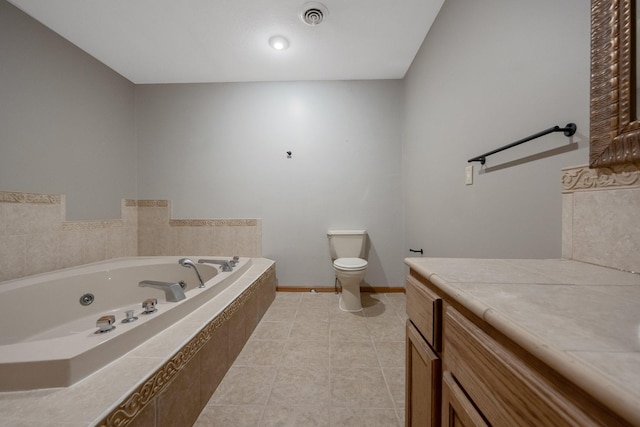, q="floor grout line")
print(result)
[197,291,406,426]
